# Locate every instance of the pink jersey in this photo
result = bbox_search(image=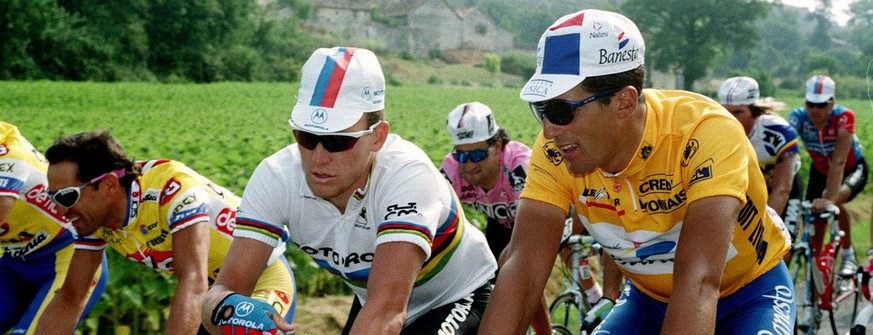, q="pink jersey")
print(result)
[440,141,531,228]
